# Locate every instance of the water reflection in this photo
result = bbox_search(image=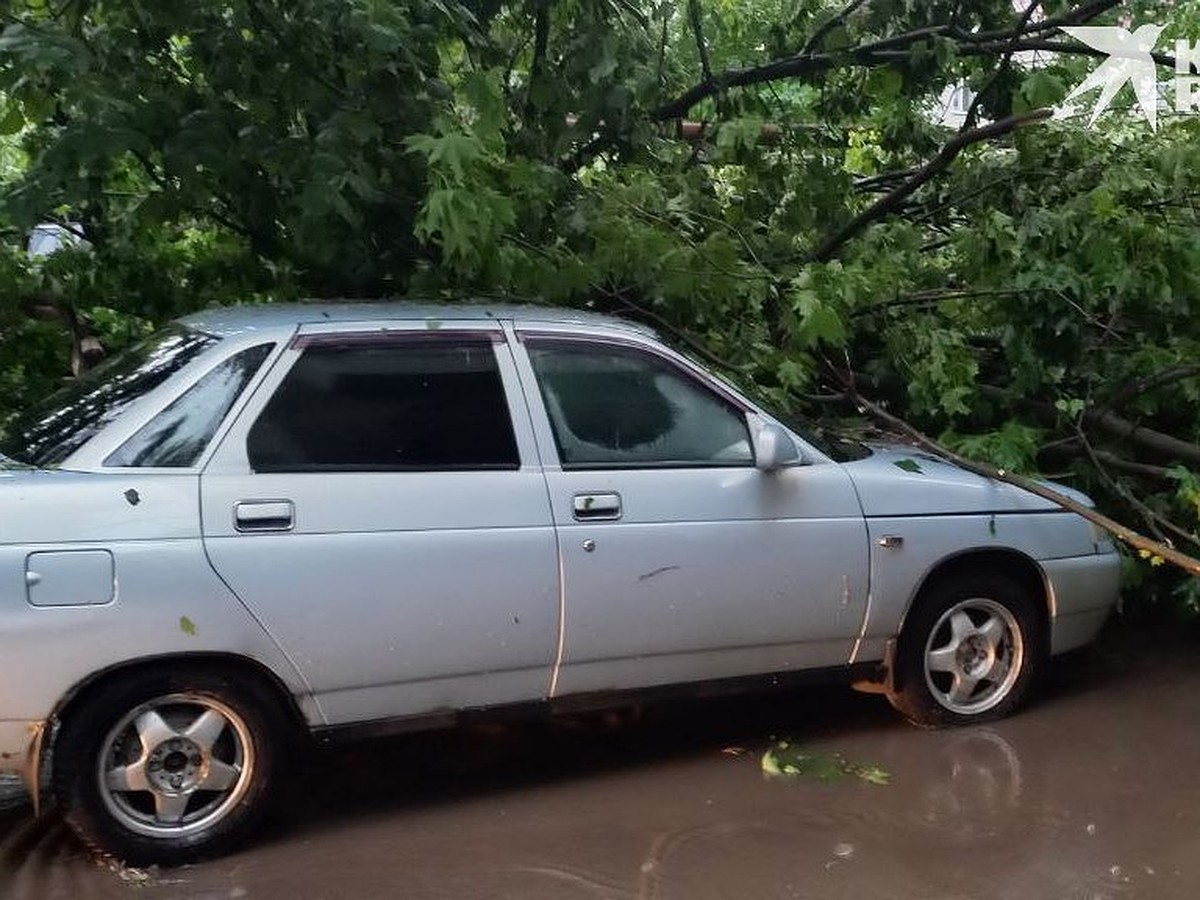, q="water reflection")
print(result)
[919,728,1024,844]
